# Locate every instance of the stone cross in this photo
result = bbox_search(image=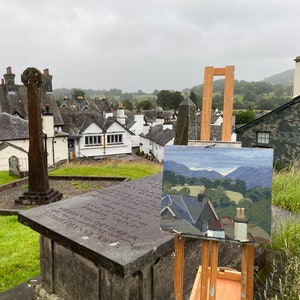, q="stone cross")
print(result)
[16,67,62,205]
[22,67,49,192]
